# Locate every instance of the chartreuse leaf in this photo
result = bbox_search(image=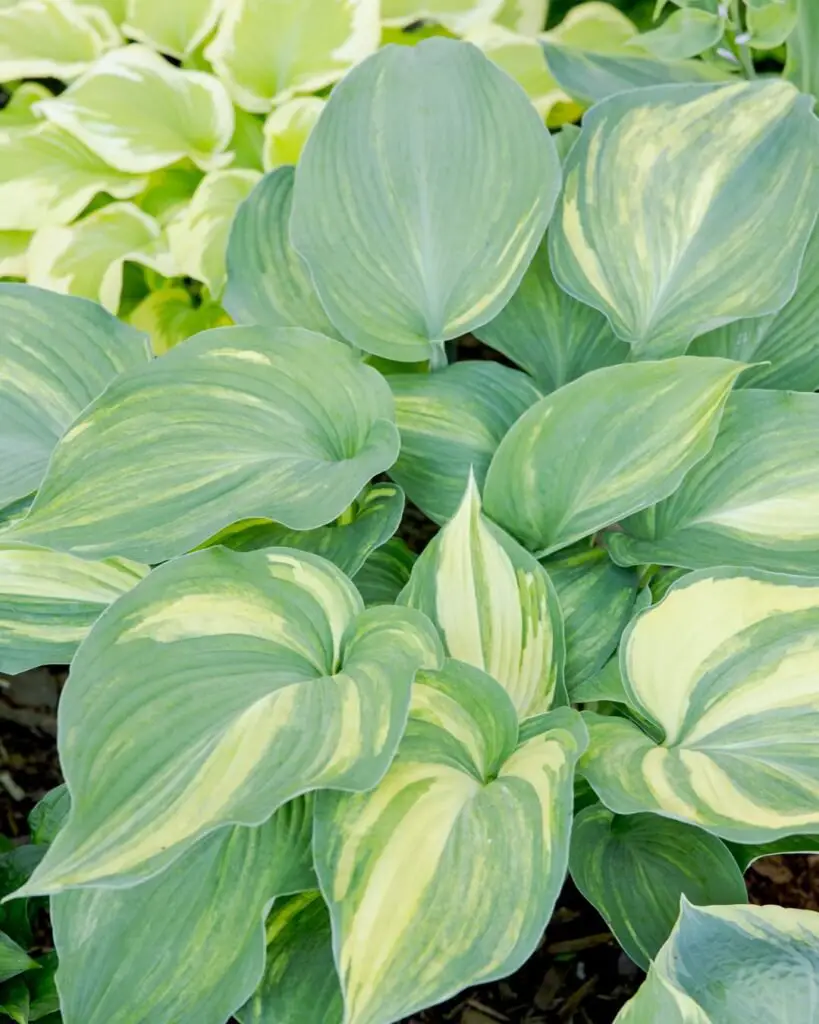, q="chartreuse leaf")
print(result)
[381,0,503,32]
[290,39,561,362]
[544,547,638,695]
[608,391,819,576]
[690,223,819,390]
[262,98,325,170]
[9,326,398,563]
[550,80,819,359]
[615,903,819,1023]
[496,0,547,34]
[353,539,416,608]
[0,233,30,278]
[474,233,628,393]
[0,933,35,984]
[570,806,747,970]
[224,167,341,337]
[206,0,380,112]
[52,798,316,1024]
[122,0,225,58]
[15,547,442,896]
[0,124,145,231]
[35,45,234,173]
[167,169,261,296]
[136,166,203,225]
[580,568,819,843]
[201,482,404,577]
[0,84,52,144]
[128,287,229,355]
[0,543,147,675]
[483,358,742,556]
[746,0,797,49]
[400,476,564,718]
[0,283,151,508]
[28,202,174,313]
[388,362,541,525]
[237,891,343,1024]
[0,0,118,80]
[785,0,819,98]
[315,661,586,1024]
